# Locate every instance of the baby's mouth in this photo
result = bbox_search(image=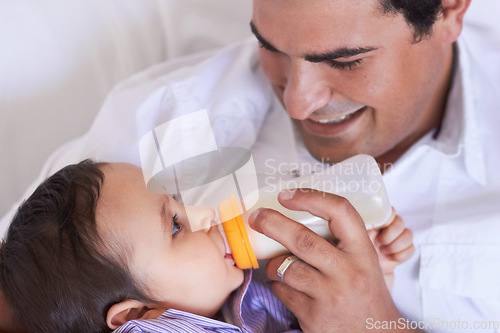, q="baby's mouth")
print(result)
[224,253,237,267]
